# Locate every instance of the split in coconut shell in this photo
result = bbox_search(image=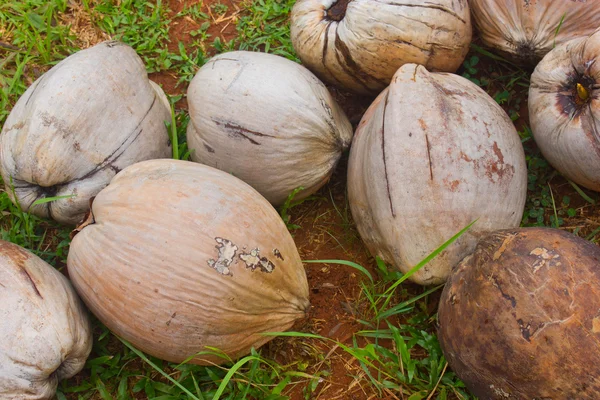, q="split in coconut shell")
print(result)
[186,50,353,206]
[347,63,527,285]
[529,28,600,192]
[67,159,310,365]
[438,227,600,399]
[0,240,92,399]
[0,40,172,225]
[469,0,600,66]
[290,0,472,94]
